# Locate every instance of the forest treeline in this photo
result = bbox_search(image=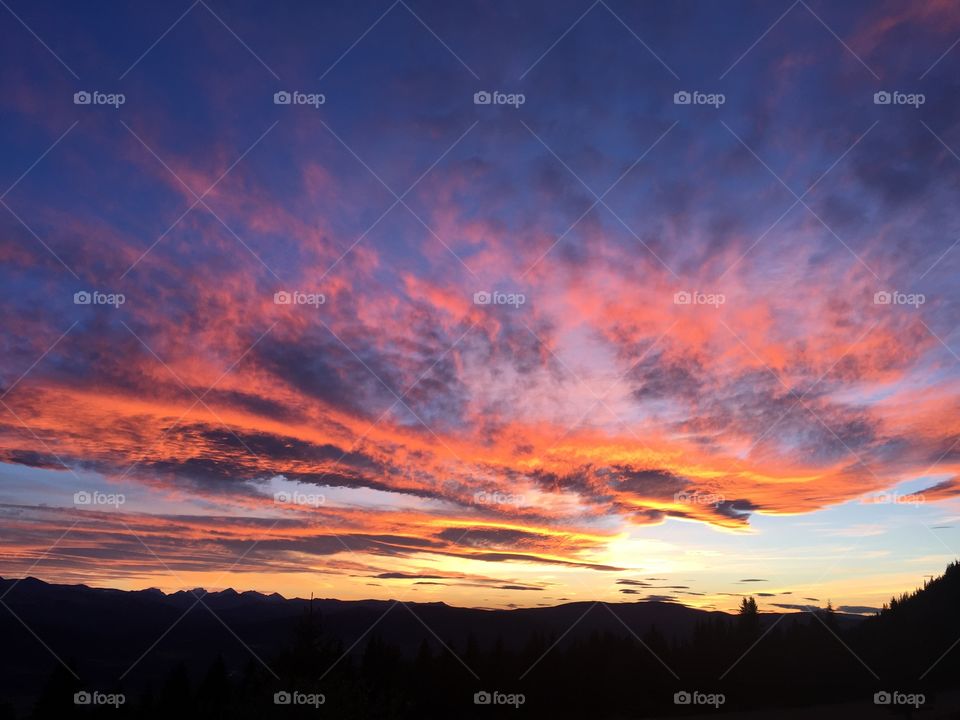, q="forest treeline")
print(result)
[9,561,960,718]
